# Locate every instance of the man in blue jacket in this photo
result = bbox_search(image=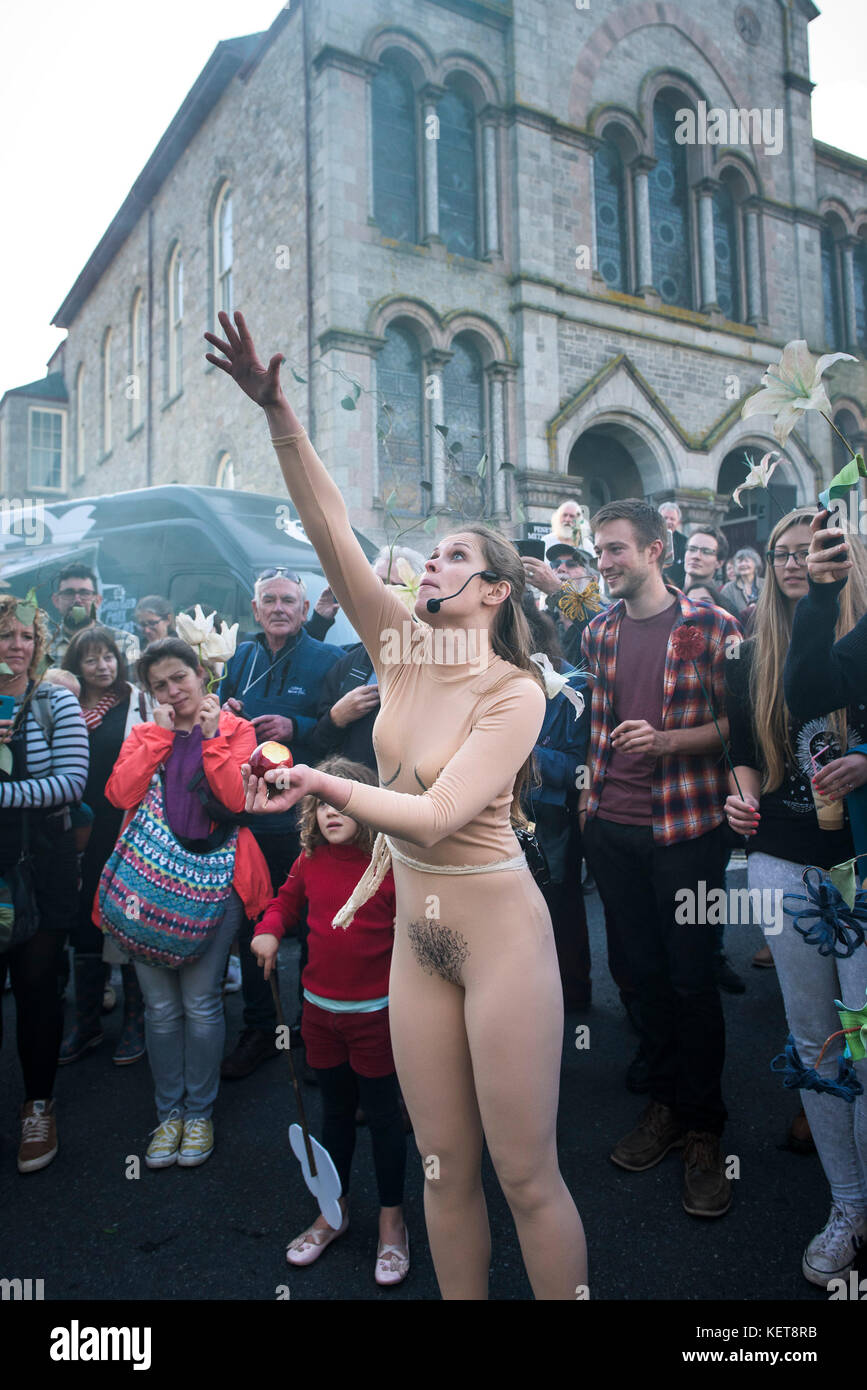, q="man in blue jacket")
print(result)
[219,567,342,1077]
